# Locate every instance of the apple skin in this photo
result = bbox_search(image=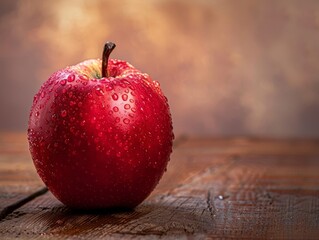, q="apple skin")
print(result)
[28,58,174,209]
